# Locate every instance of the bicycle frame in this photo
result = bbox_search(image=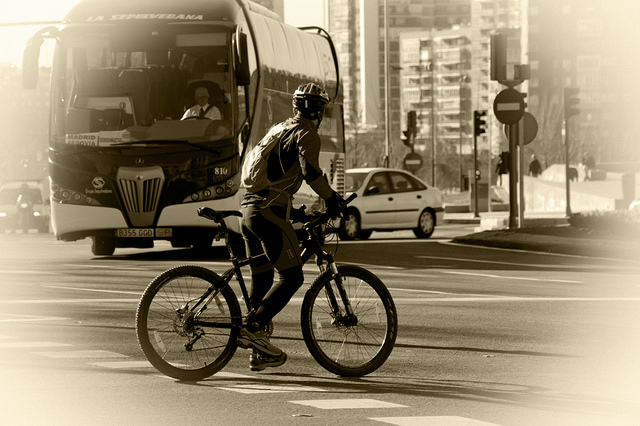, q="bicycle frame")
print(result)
[193,211,355,329]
